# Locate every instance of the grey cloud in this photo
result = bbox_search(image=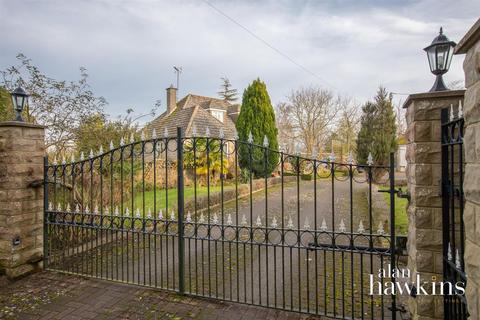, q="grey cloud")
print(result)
[0,0,478,122]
